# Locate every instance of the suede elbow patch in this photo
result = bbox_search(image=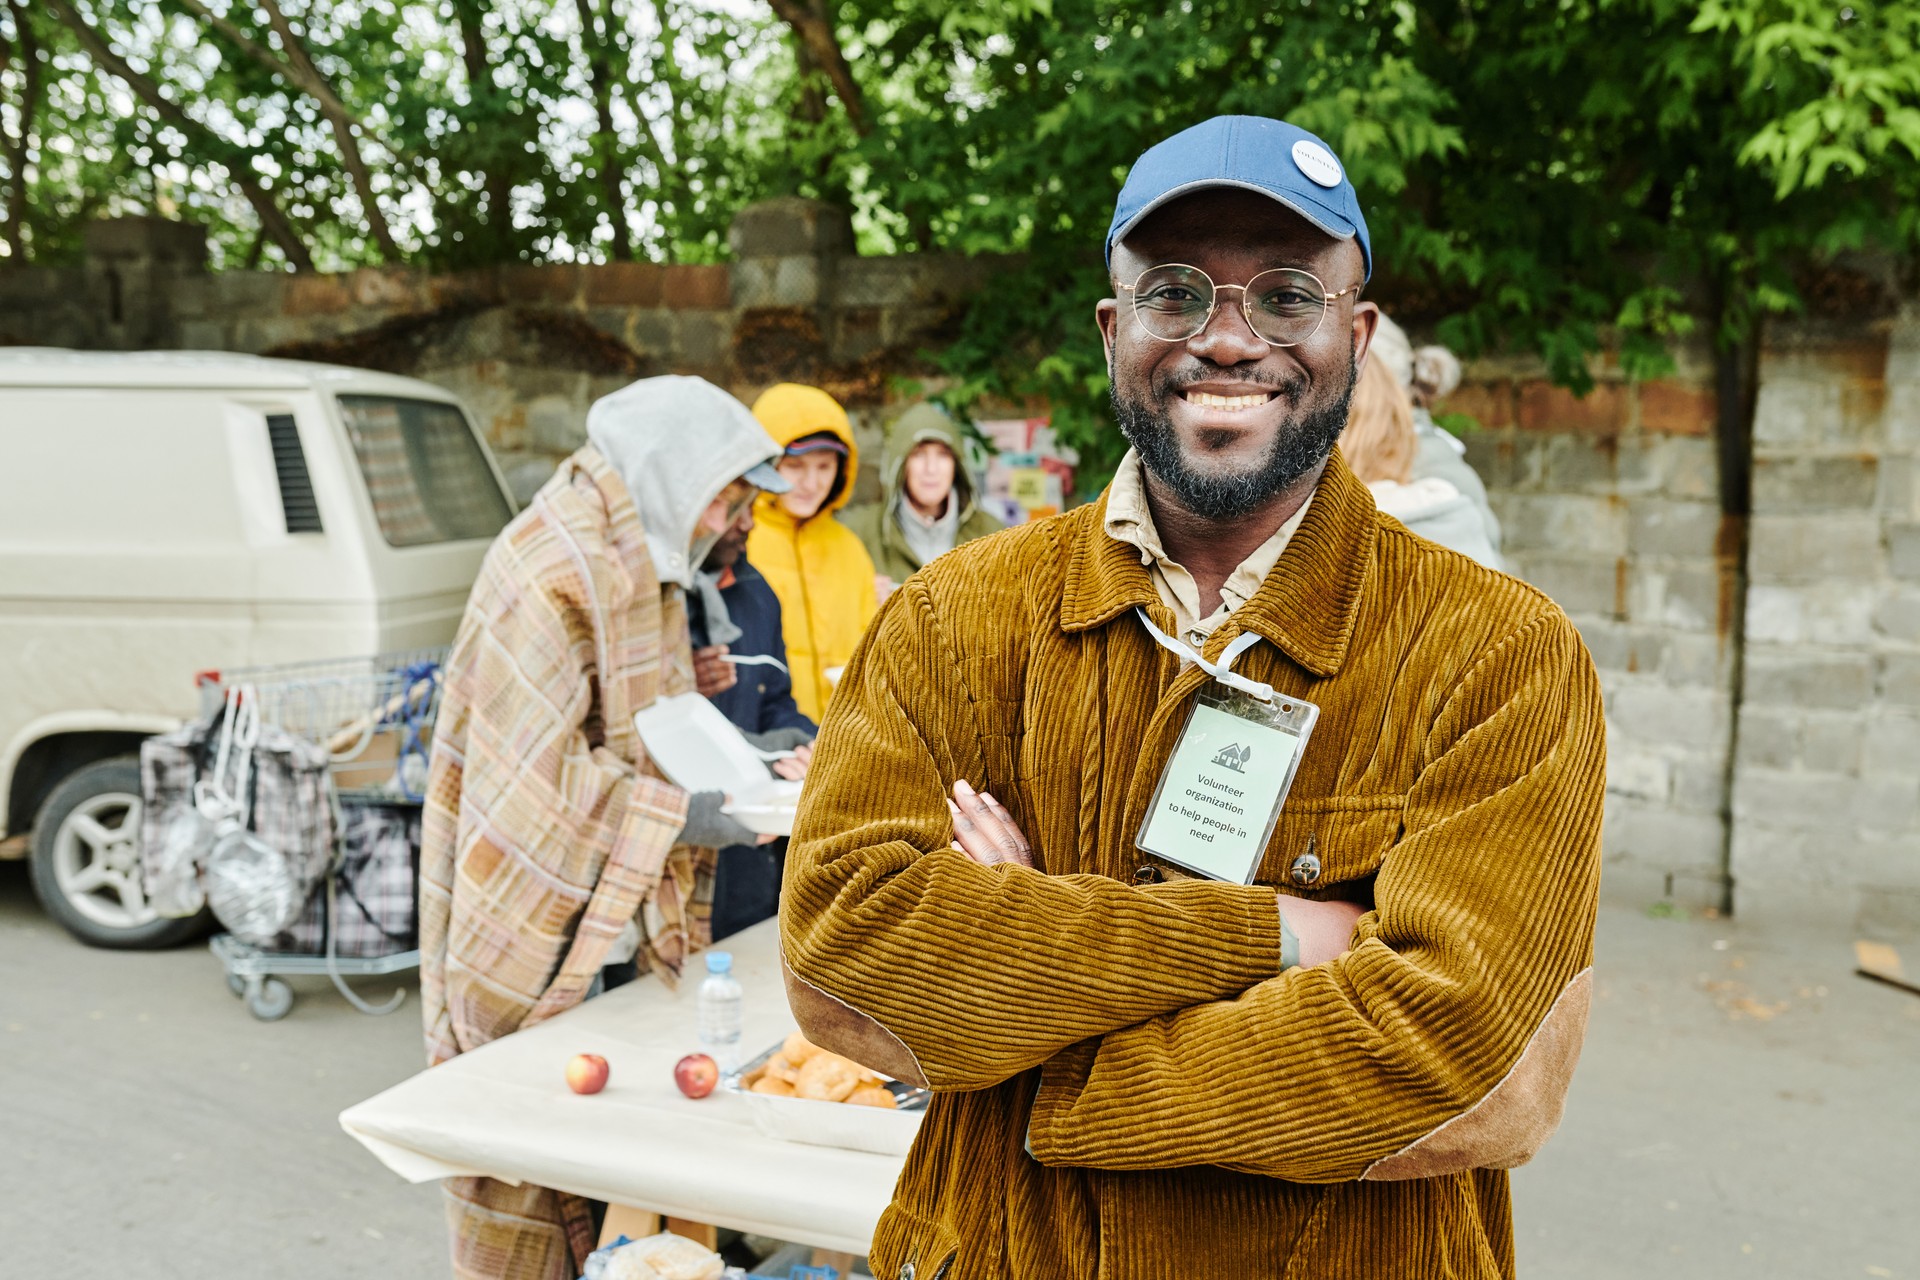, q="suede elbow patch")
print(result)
[1361,967,1593,1181]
